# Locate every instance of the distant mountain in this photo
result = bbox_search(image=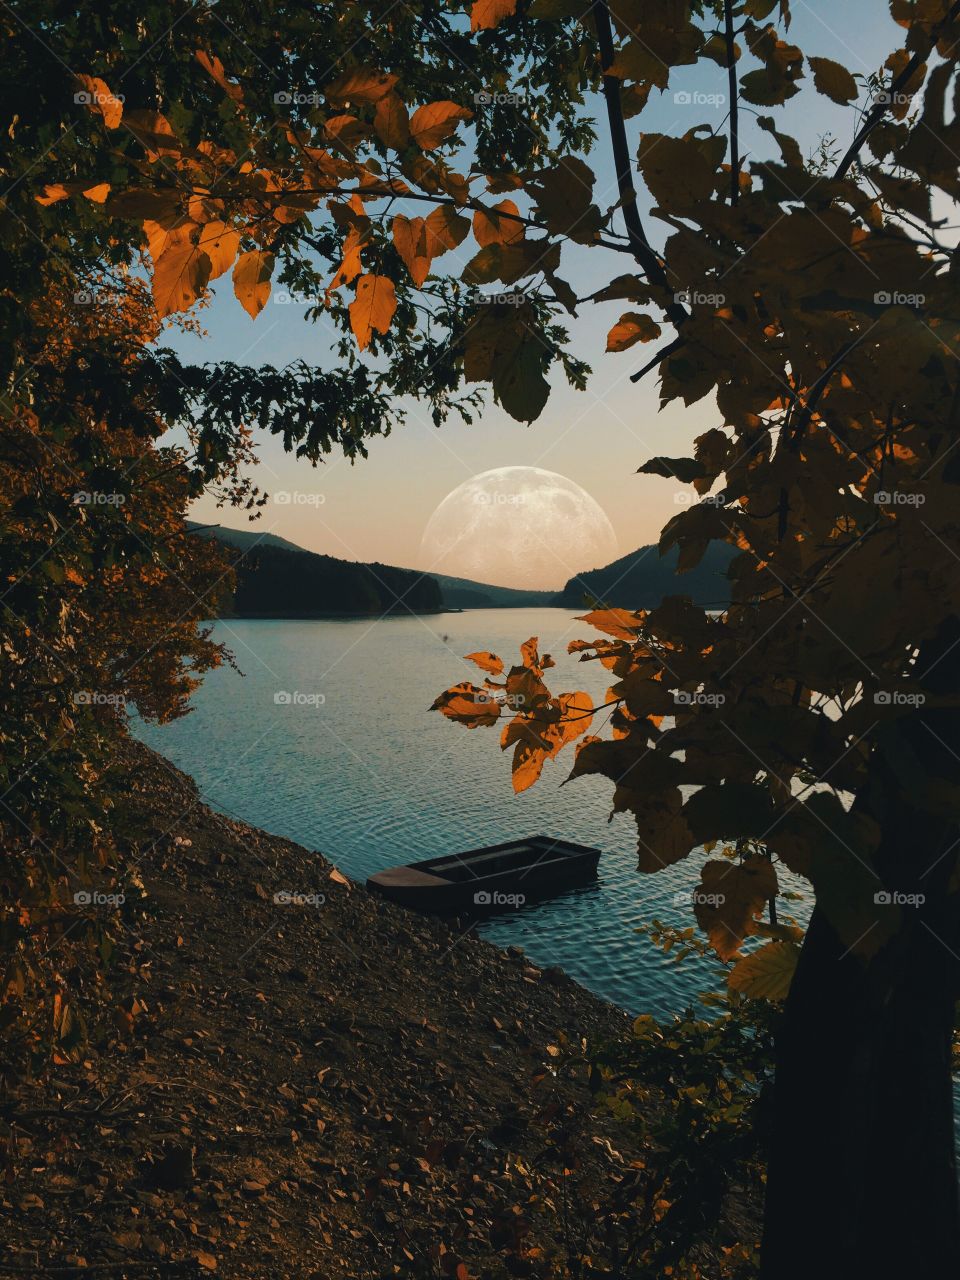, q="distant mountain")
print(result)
[430,574,555,609]
[188,523,558,614]
[552,541,736,610]
[188,523,442,617]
